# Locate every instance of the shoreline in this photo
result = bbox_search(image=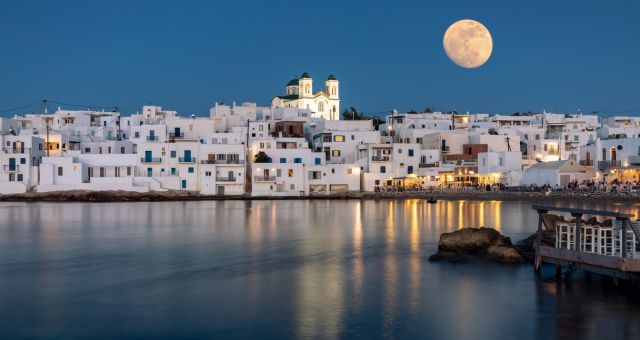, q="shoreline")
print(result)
[1,190,639,203]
